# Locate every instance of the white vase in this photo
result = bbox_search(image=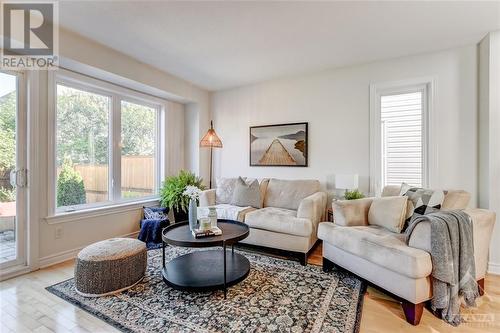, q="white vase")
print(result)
[188,199,198,231]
